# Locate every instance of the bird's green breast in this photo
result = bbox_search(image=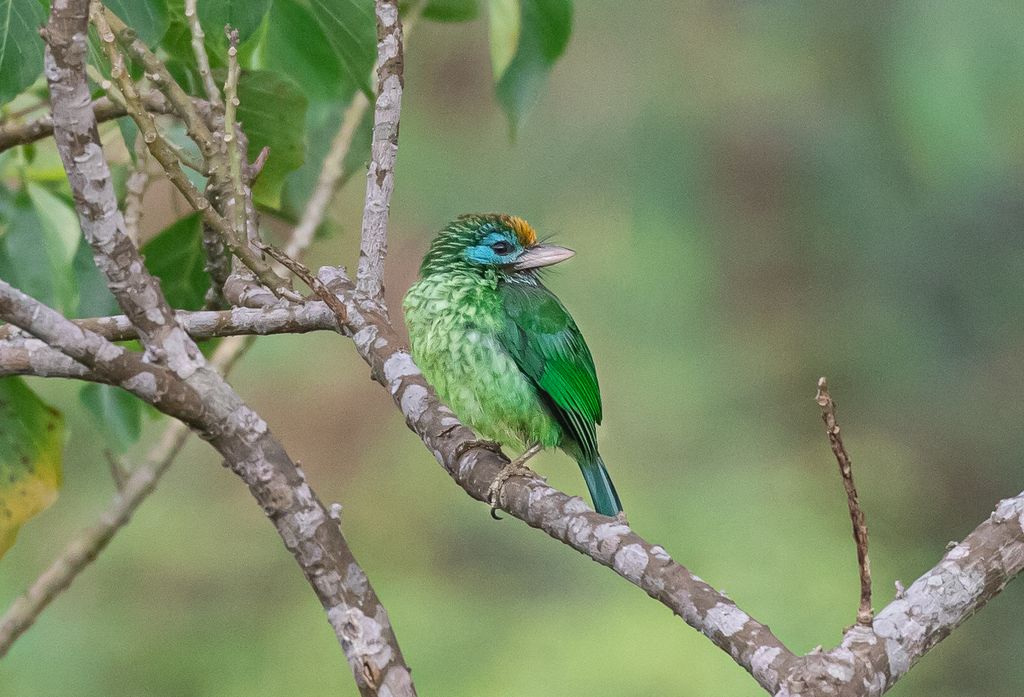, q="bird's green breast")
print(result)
[403,271,562,449]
